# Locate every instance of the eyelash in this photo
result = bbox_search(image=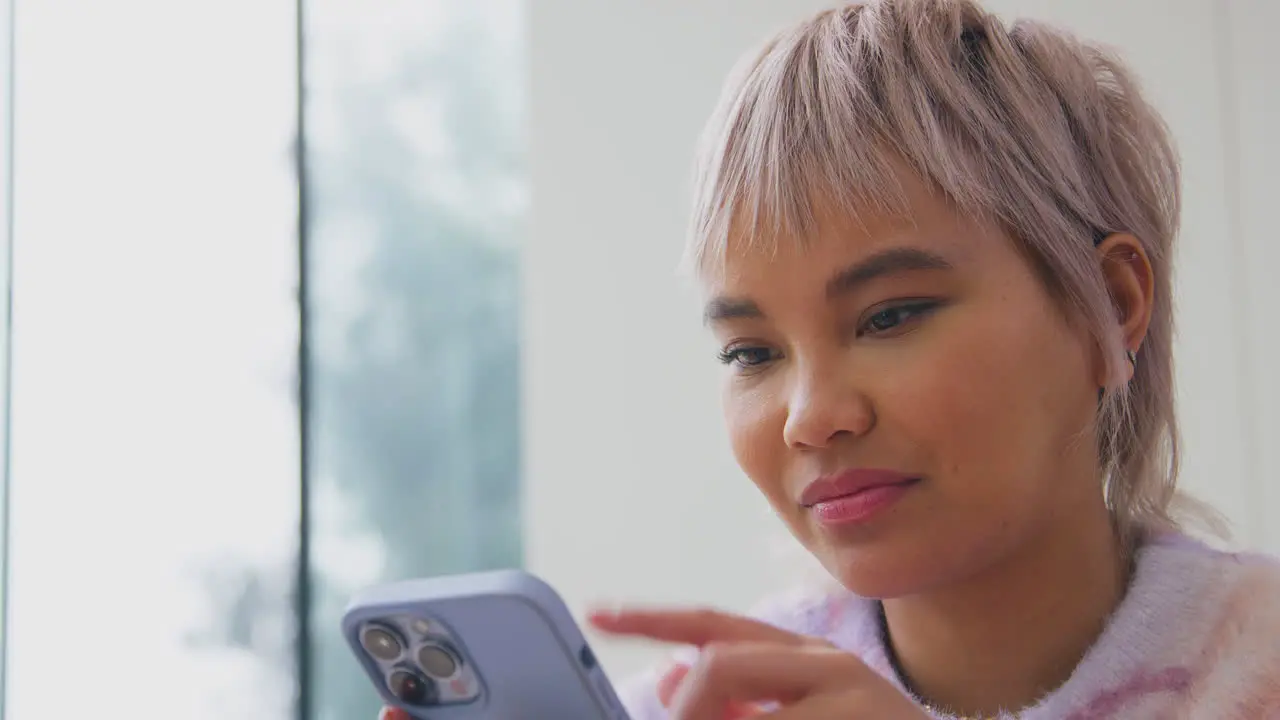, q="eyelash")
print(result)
[717,345,776,369]
[856,299,941,338]
[716,299,942,370]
